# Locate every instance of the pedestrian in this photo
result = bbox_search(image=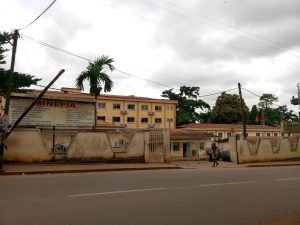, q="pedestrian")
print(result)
[211,142,219,167]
